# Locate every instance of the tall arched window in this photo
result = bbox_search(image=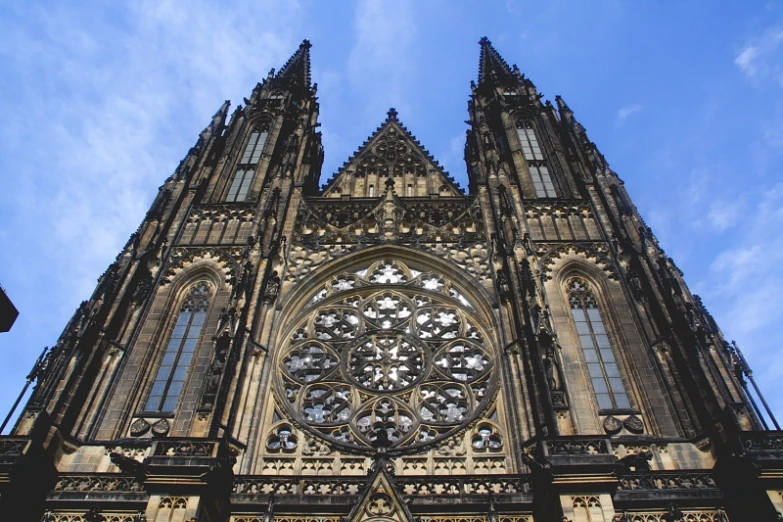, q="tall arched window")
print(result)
[145,281,212,413]
[567,277,630,410]
[516,121,556,198]
[227,126,269,202]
